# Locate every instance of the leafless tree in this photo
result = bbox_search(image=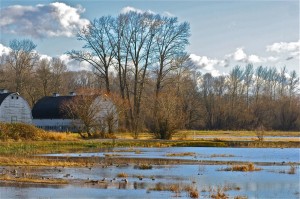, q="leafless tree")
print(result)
[68,16,115,94]
[35,58,52,96]
[4,39,39,93]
